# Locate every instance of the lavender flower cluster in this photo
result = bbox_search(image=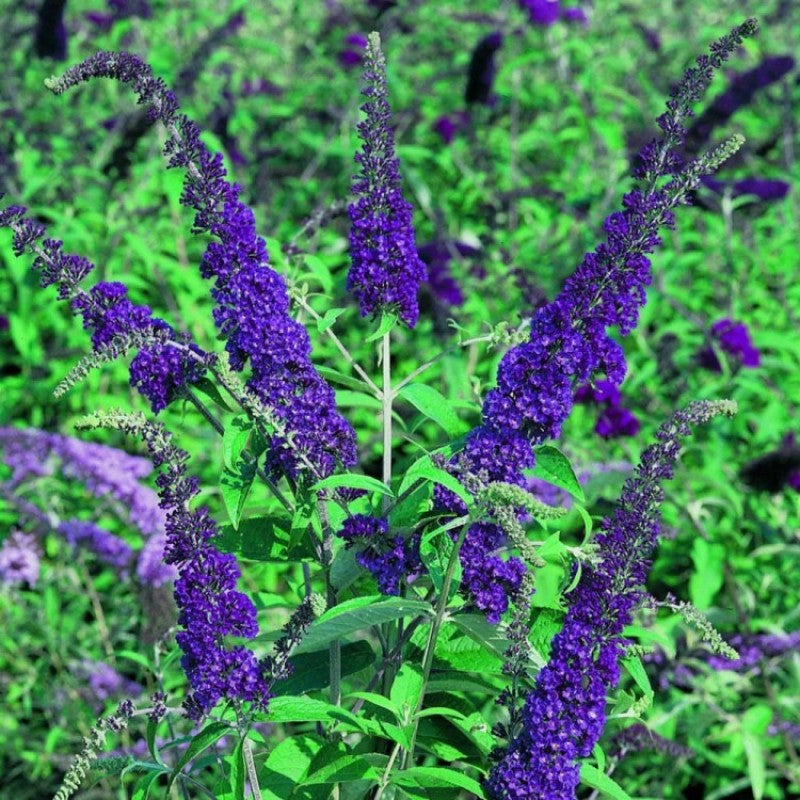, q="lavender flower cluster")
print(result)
[0,427,174,585]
